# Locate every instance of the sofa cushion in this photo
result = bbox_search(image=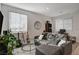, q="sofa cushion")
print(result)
[40,40,49,45]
